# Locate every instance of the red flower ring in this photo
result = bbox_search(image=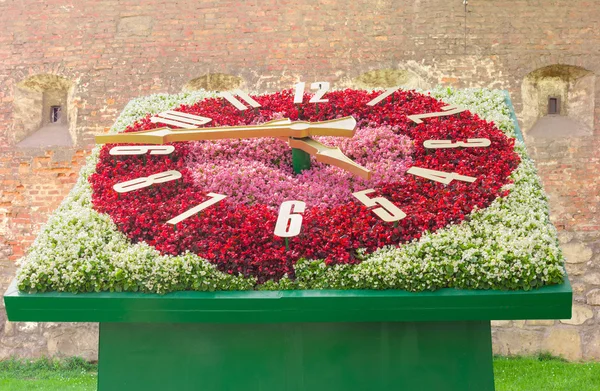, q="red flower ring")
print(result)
[90,89,519,283]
